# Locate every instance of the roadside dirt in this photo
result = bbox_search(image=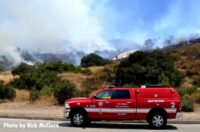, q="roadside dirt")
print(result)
[0,101,200,121]
[0,102,63,119]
